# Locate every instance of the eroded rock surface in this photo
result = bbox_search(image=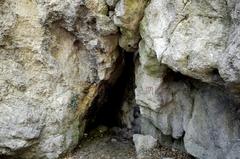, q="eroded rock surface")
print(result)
[133,134,158,159]
[114,0,149,52]
[0,0,122,158]
[1,0,240,159]
[136,0,240,159]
